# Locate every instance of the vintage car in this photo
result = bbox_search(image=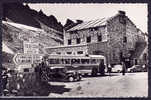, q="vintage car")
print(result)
[127,65,147,72]
[48,66,82,82]
[112,64,123,73]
